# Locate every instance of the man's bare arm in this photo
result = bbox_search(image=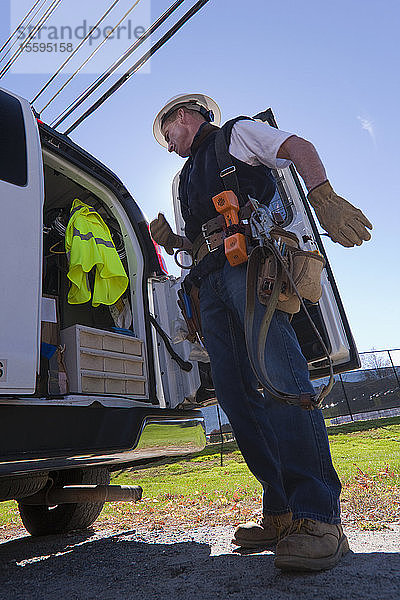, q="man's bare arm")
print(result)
[277,135,327,191]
